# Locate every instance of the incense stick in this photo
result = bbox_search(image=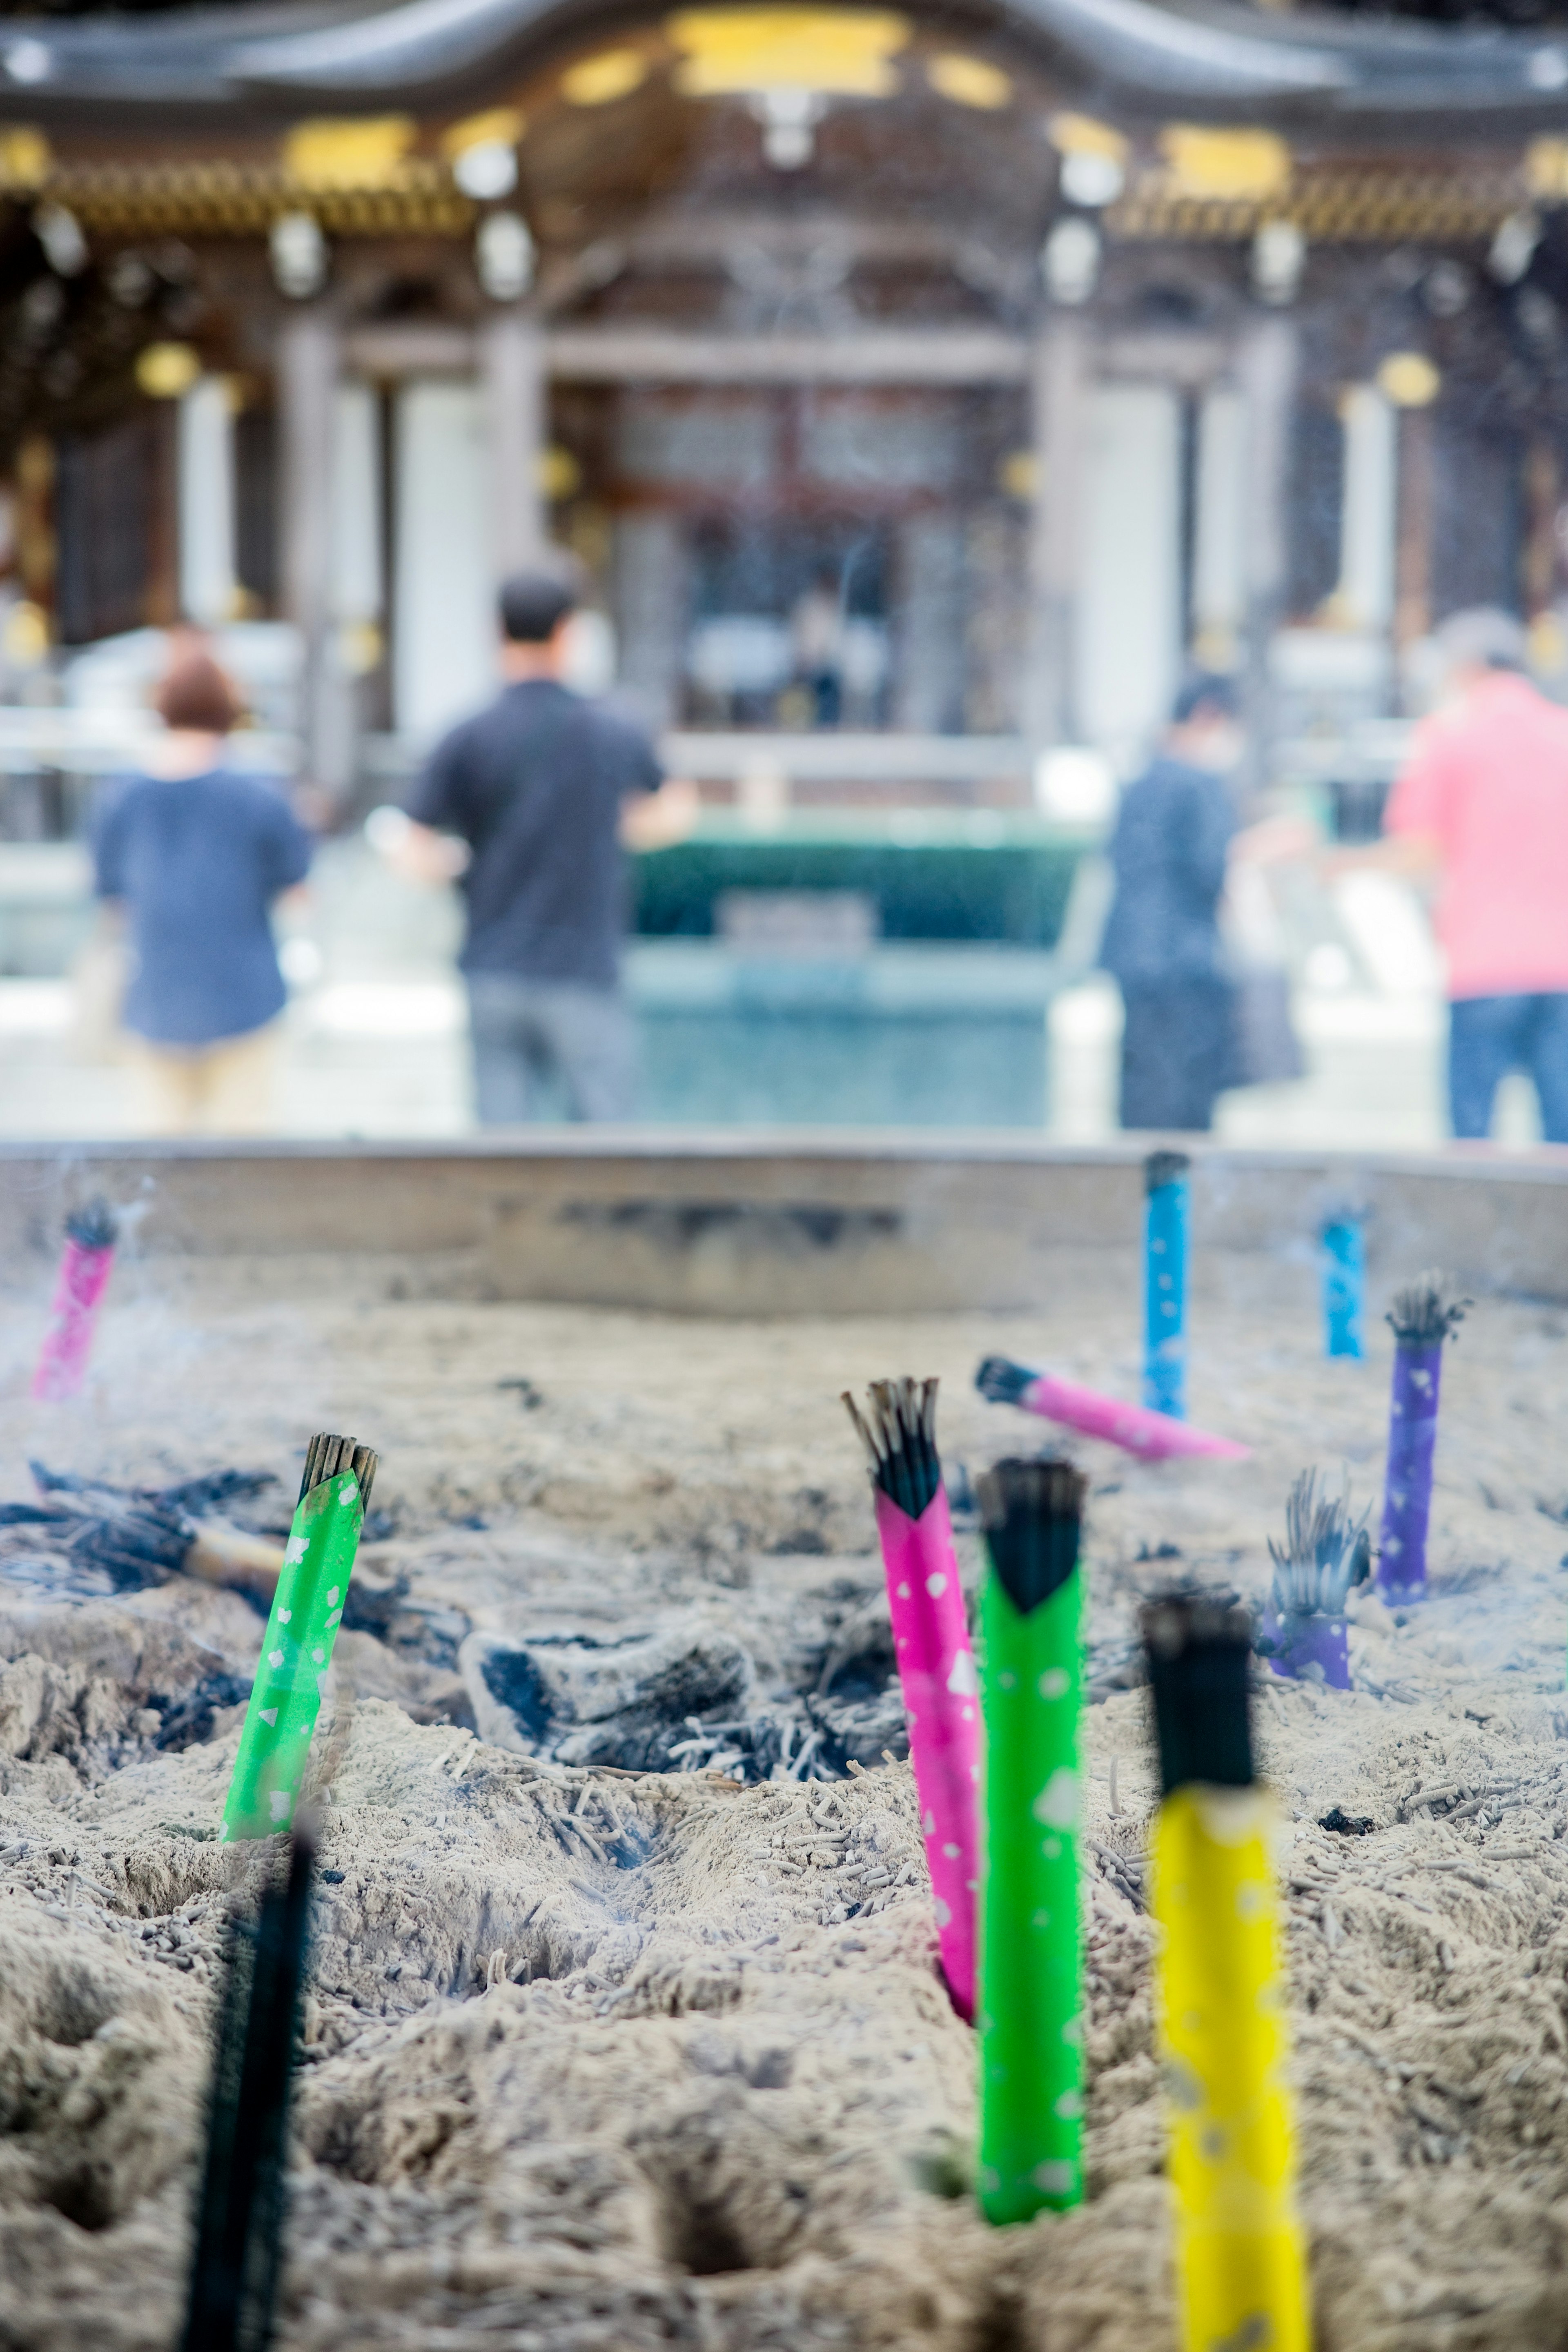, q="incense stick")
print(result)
[1143,1152,1190,1421]
[1143,1597,1310,2352]
[31,1199,118,1403]
[181,1823,314,2352]
[1321,1213,1365,1360]
[975,1457,1087,2224]
[1261,1471,1371,1690]
[843,1378,978,2018]
[222,1436,377,1843]
[1377,1274,1467,1604]
[976,1356,1247,1462]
